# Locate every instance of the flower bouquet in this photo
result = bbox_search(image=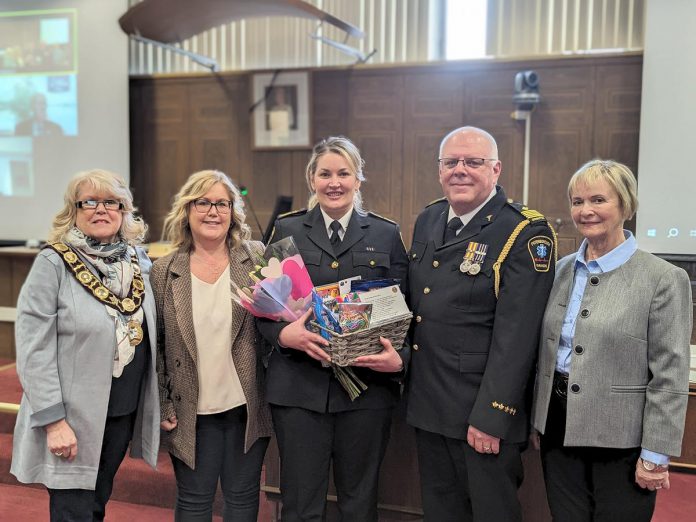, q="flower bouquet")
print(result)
[231,236,369,400]
[232,236,314,322]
